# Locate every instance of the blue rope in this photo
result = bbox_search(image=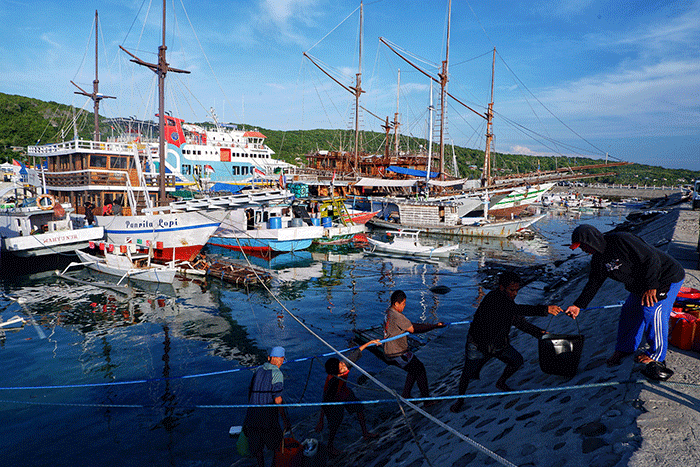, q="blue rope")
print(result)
[0,301,624,392]
[4,378,696,410]
[0,331,417,391]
